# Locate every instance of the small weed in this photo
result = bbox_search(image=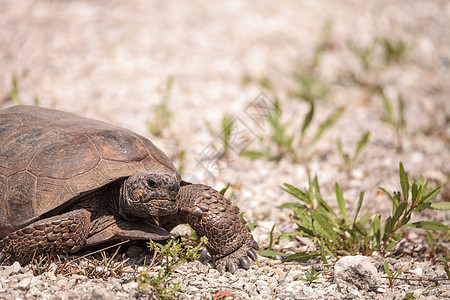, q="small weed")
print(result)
[377,36,411,66]
[242,99,342,163]
[347,35,411,72]
[218,182,239,201]
[206,113,235,158]
[227,21,338,164]
[32,256,51,276]
[300,105,342,157]
[137,237,207,298]
[346,39,377,72]
[3,75,40,106]
[286,20,336,157]
[268,99,295,154]
[255,224,283,258]
[311,20,334,68]
[342,35,412,97]
[219,114,235,157]
[242,98,295,161]
[424,230,450,261]
[438,256,450,279]
[425,231,436,259]
[246,220,258,232]
[381,92,406,152]
[276,162,448,263]
[146,76,174,136]
[293,72,329,104]
[383,260,403,288]
[29,245,130,278]
[8,75,22,105]
[300,267,322,286]
[292,21,333,103]
[337,131,370,175]
[174,148,186,175]
[240,73,272,90]
[56,244,129,279]
[219,183,230,196]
